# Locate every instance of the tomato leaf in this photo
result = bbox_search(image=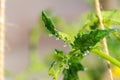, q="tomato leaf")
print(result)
[63,54,84,80]
[42,11,72,43]
[73,29,115,53]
